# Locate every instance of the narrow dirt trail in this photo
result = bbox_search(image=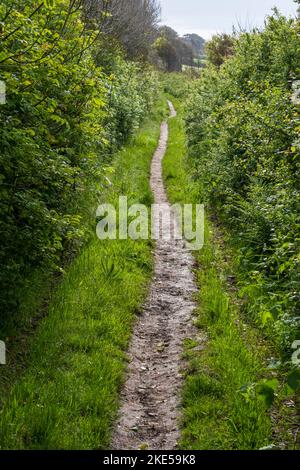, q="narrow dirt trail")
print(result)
[112,101,198,450]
